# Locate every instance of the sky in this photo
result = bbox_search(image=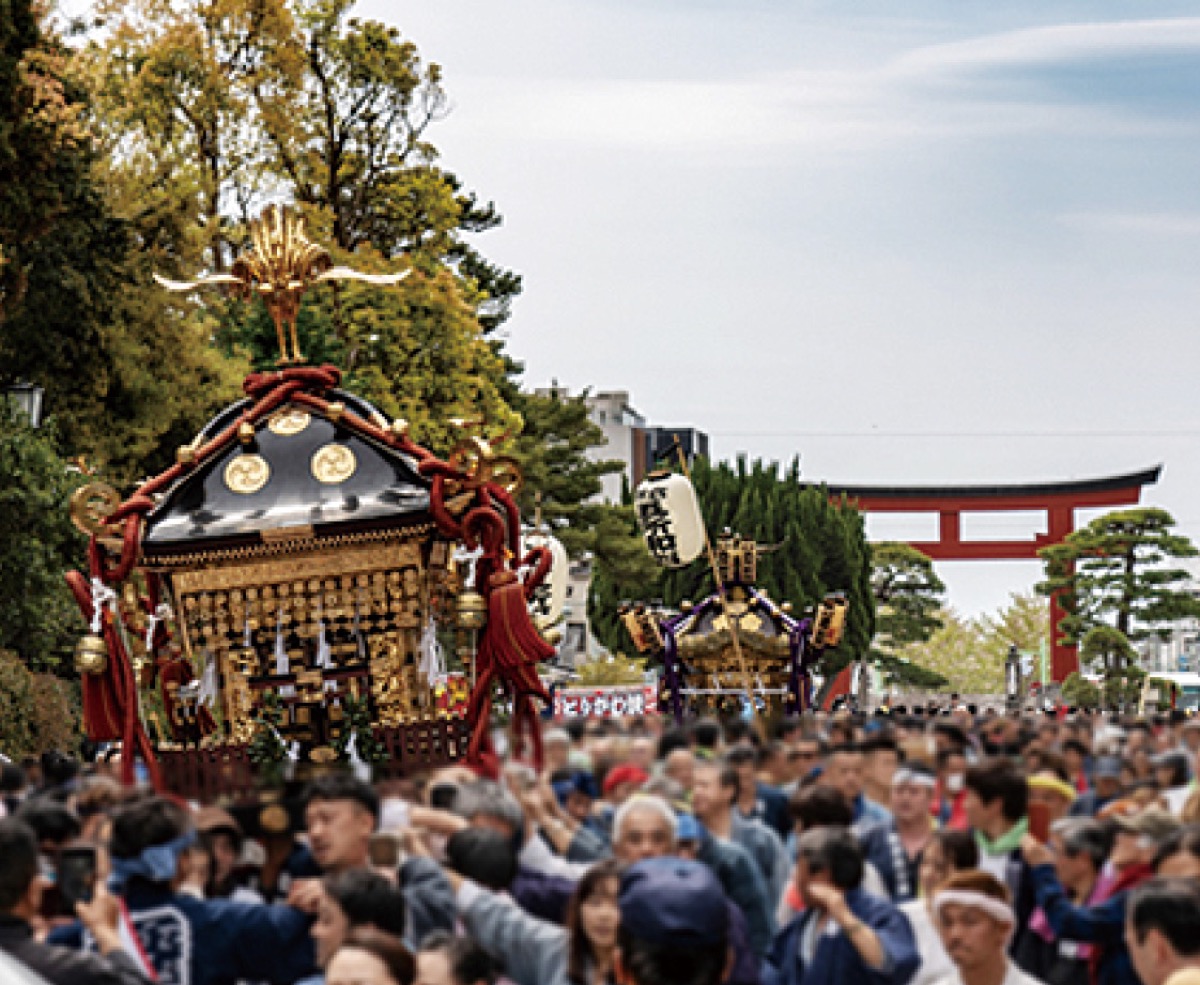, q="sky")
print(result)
[364,0,1200,618]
